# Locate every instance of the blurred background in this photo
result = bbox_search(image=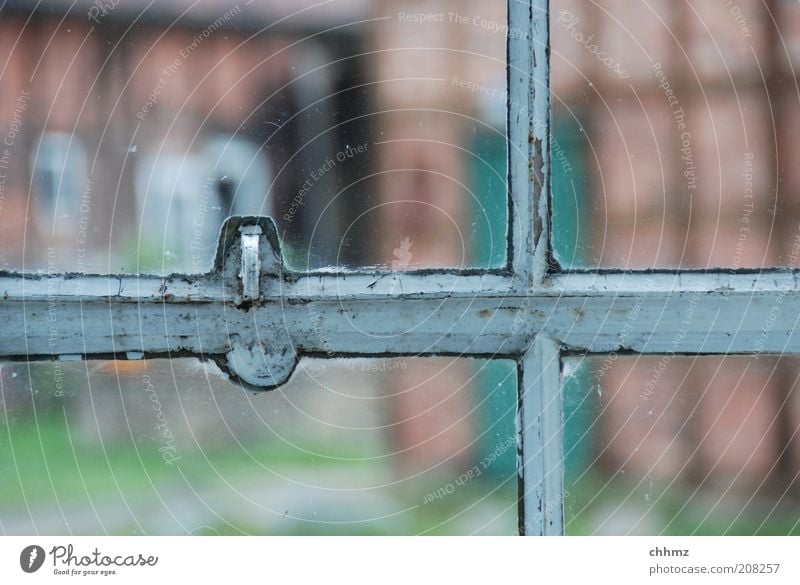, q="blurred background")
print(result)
[551,0,800,535]
[0,0,799,535]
